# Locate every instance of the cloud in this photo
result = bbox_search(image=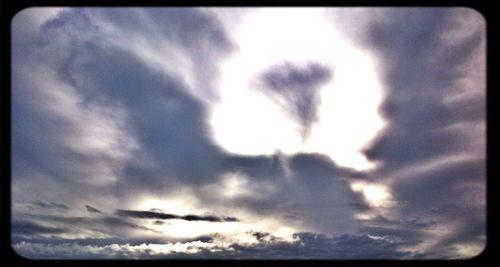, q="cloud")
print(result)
[116,209,239,222]
[86,8,234,102]
[11,7,235,210]
[342,8,486,258]
[12,221,68,236]
[31,201,68,211]
[195,152,371,236]
[258,62,332,138]
[11,7,485,259]
[12,6,365,214]
[13,8,370,243]
[85,205,101,214]
[12,231,416,259]
[360,8,485,170]
[11,212,160,243]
